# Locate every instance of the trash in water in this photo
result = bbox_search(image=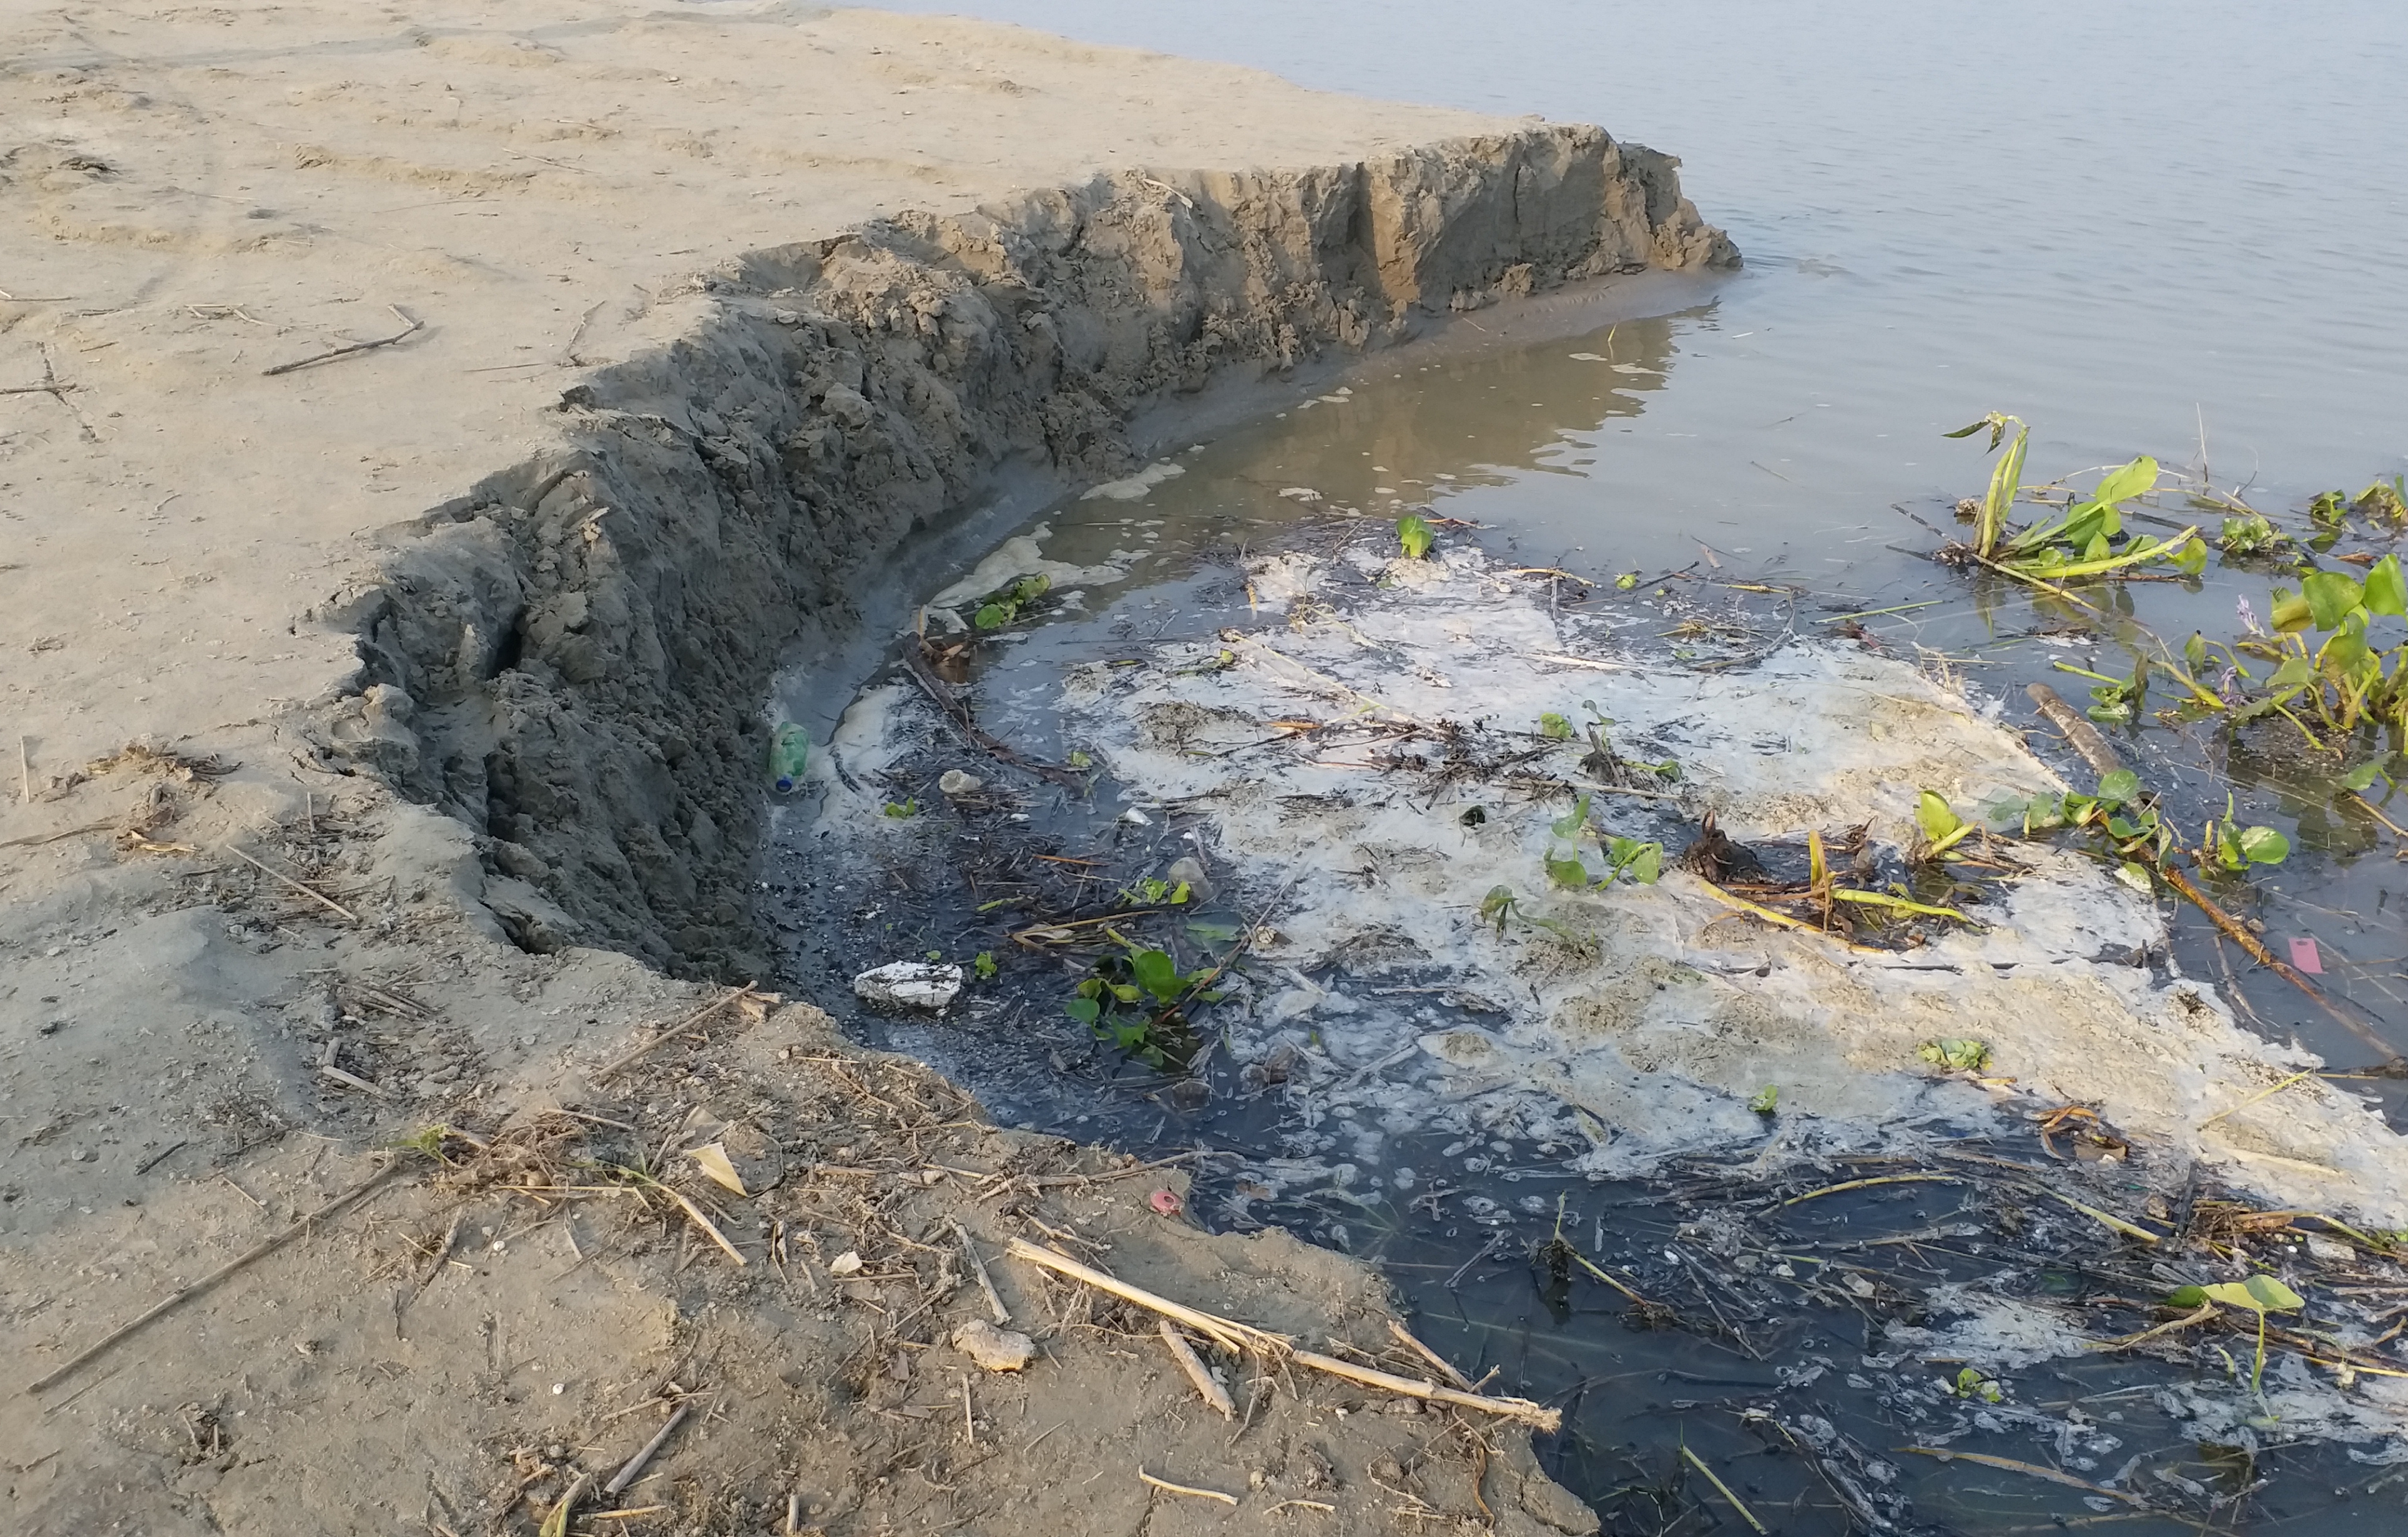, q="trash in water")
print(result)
[2291,935,2325,974]
[938,769,985,796]
[851,961,964,1013]
[768,722,810,793]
